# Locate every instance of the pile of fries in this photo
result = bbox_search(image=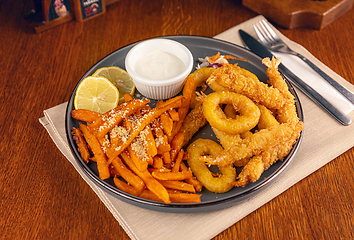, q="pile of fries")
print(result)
[71,77,203,204]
